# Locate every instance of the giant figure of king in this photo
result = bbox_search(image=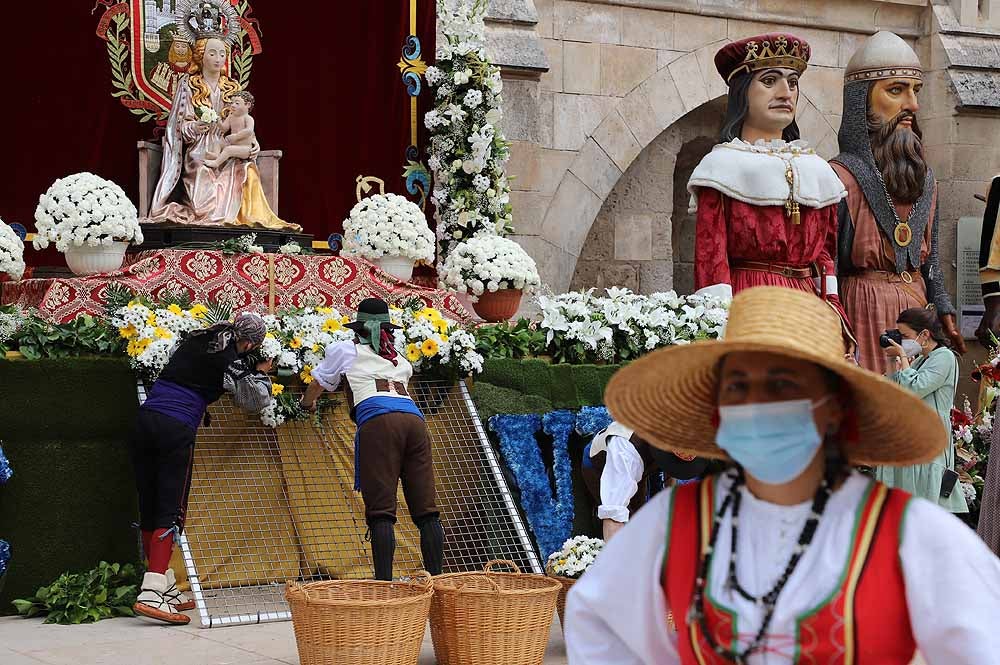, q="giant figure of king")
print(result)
[832,32,965,374]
